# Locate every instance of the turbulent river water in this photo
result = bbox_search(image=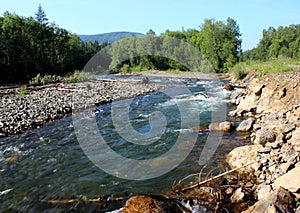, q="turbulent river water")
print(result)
[0,76,250,212]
